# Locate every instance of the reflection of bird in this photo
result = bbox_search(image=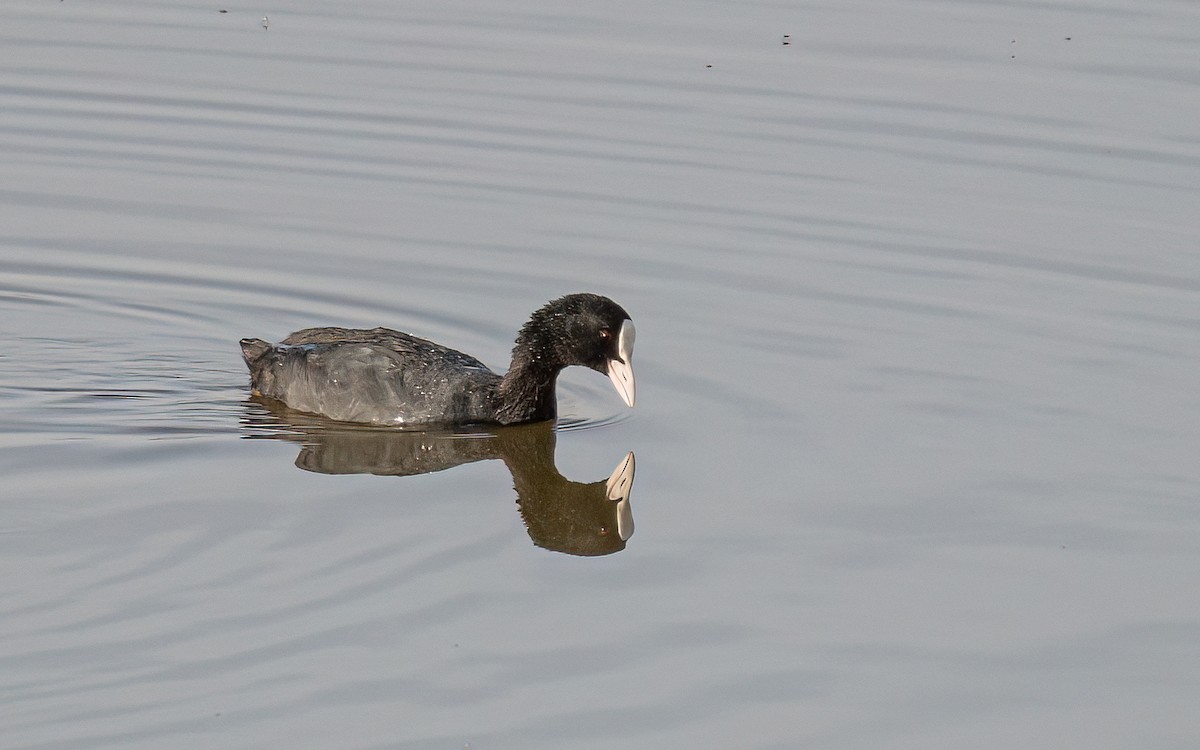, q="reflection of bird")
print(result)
[240,294,635,426]
[241,408,636,556]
